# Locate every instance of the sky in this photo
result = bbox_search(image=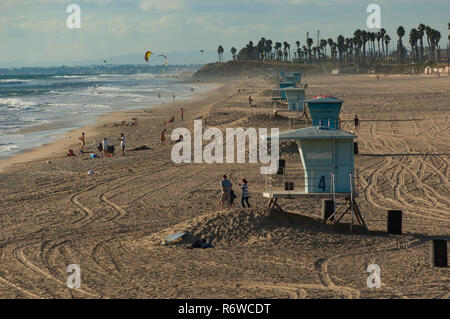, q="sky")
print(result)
[0,0,449,66]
